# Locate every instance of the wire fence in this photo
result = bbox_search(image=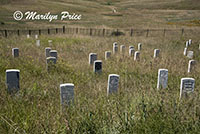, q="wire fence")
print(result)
[0,26,200,38]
